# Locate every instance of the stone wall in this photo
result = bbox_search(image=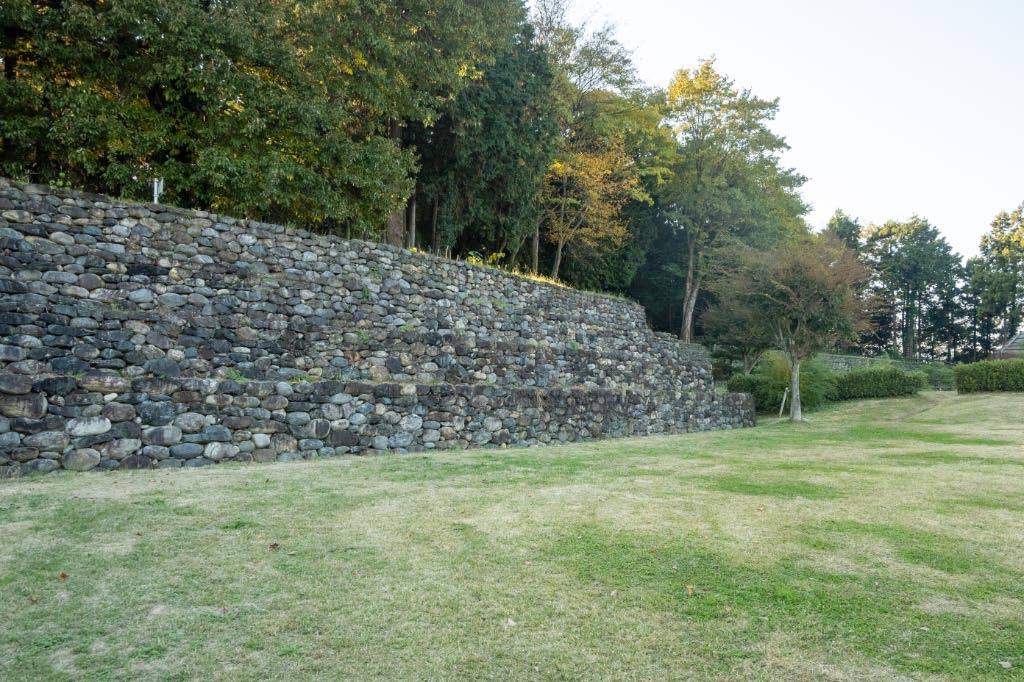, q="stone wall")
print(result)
[818,353,931,374]
[0,179,754,475]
